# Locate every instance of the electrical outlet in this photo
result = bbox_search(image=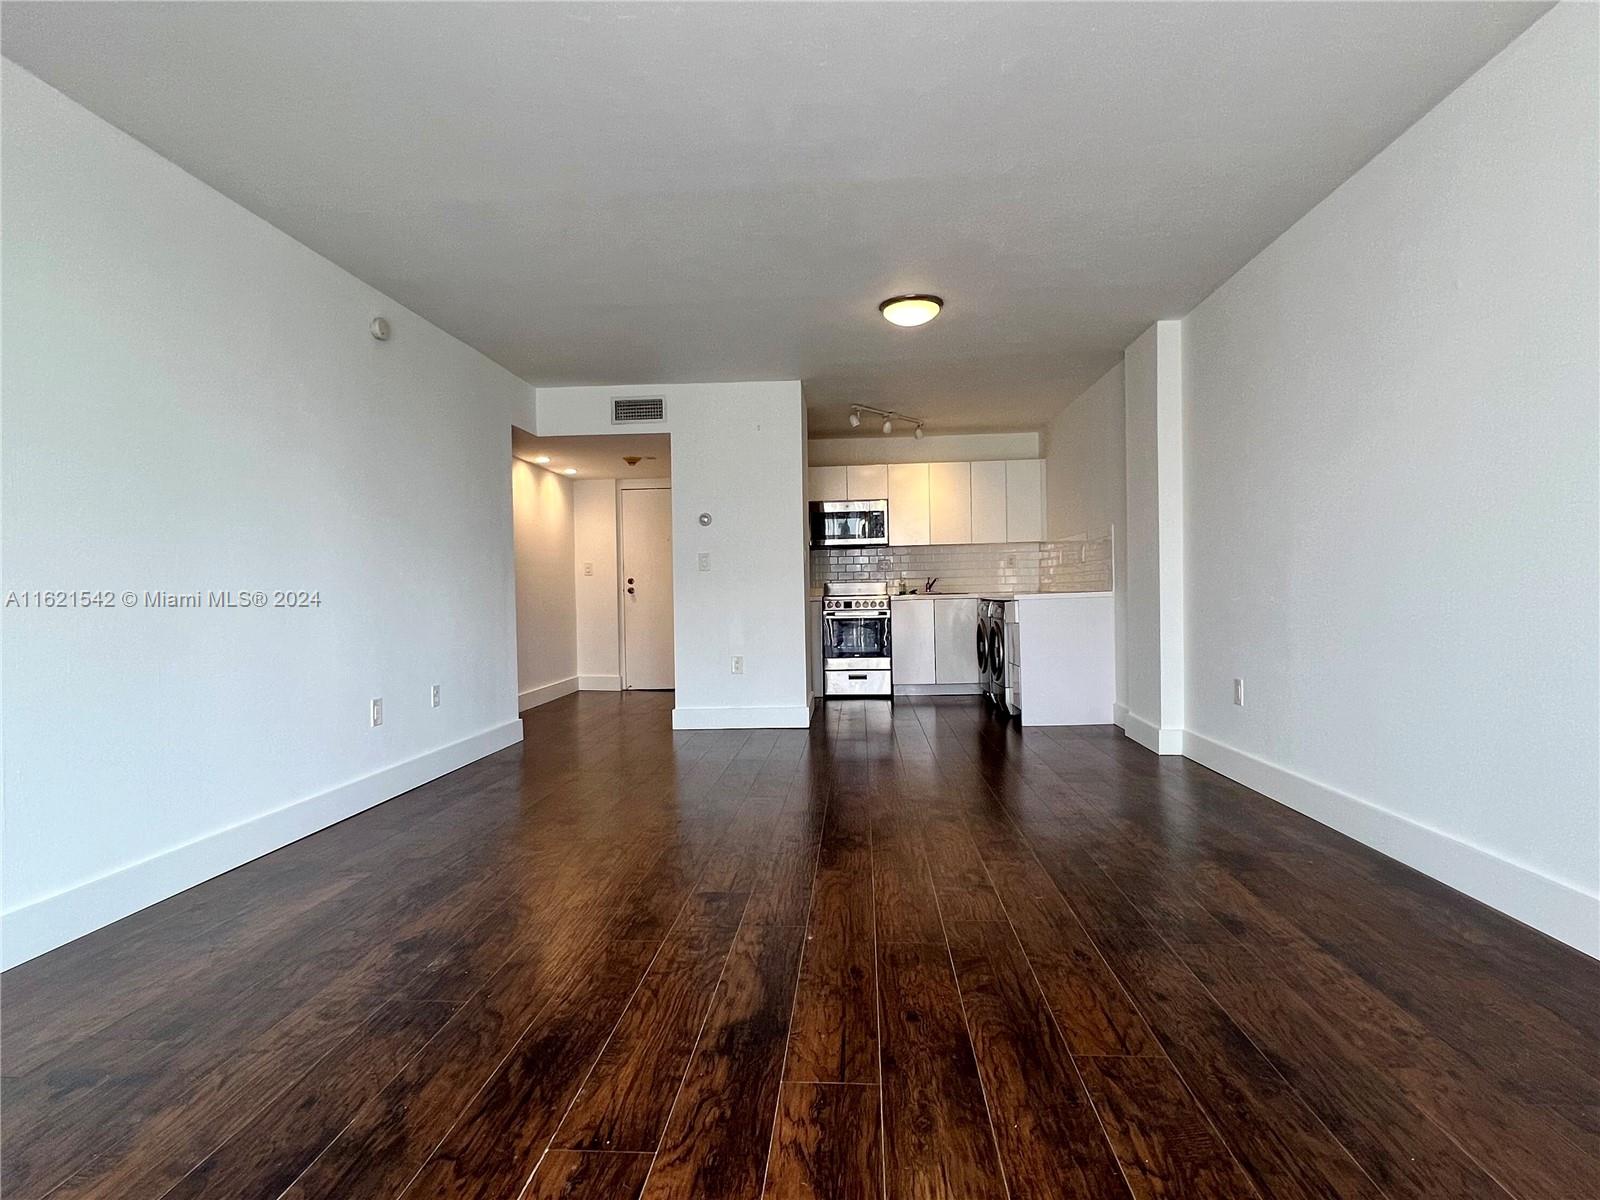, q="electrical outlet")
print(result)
[698,552,711,572]
[583,562,594,577]
[431,684,441,709]
[731,655,744,675]
[1233,678,1245,707]
[371,697,384,727]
